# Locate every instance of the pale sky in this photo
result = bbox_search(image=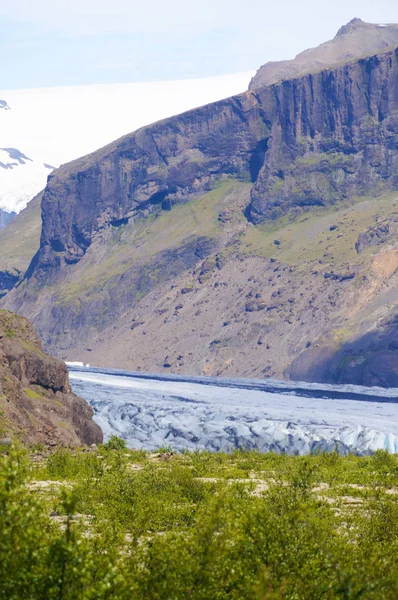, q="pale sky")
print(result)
[1,0,398,89]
